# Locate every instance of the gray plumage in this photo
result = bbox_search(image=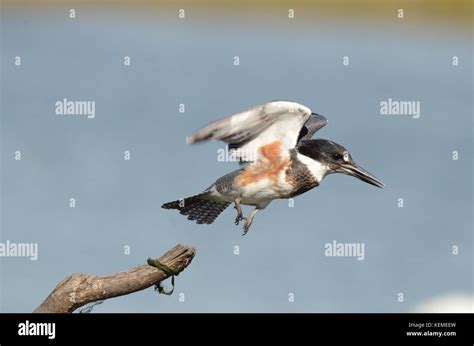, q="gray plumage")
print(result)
[186,103,275,146]
[297,113,328,145]
[208,169,242,194]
